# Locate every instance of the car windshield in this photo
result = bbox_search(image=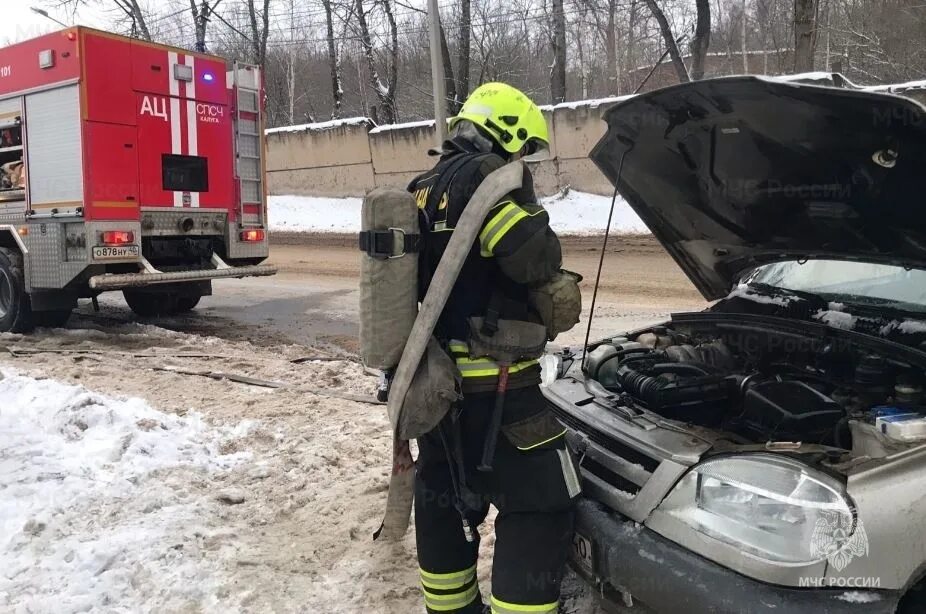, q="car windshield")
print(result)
[745,260,926,314]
